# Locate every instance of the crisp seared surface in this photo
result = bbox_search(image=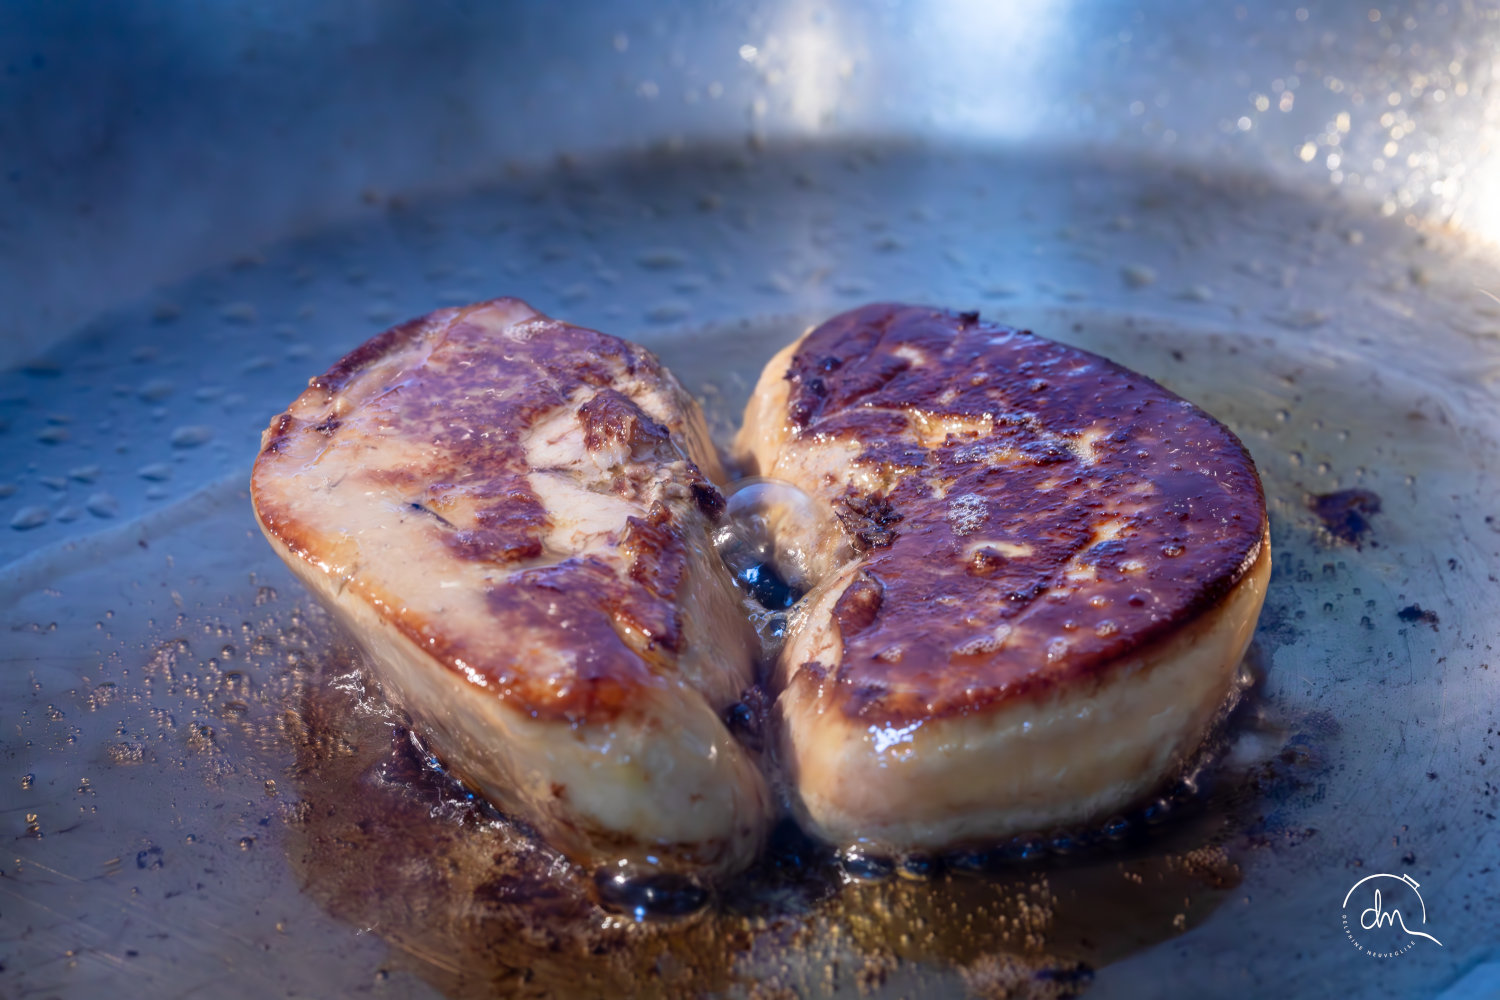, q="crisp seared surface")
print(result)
[252,298,730,724]
[773,303,1267,722]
